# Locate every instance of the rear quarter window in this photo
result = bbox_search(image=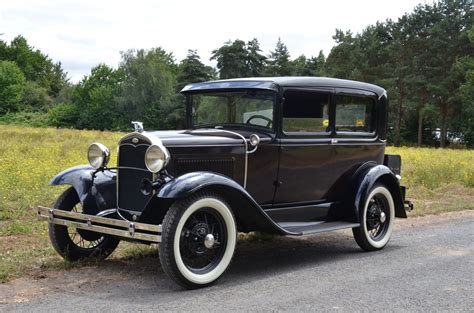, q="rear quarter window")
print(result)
[335,95,375,133]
